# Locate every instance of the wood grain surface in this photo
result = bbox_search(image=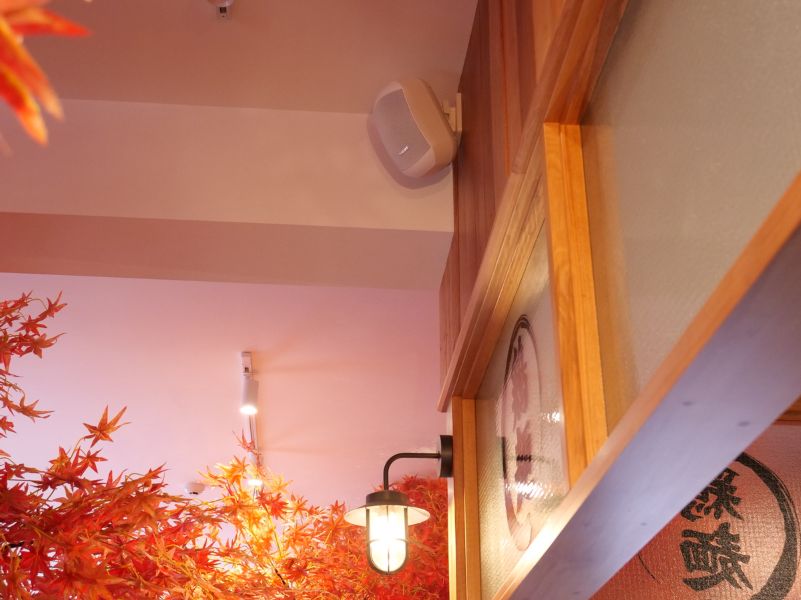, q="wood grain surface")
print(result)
[543,123,607,483]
